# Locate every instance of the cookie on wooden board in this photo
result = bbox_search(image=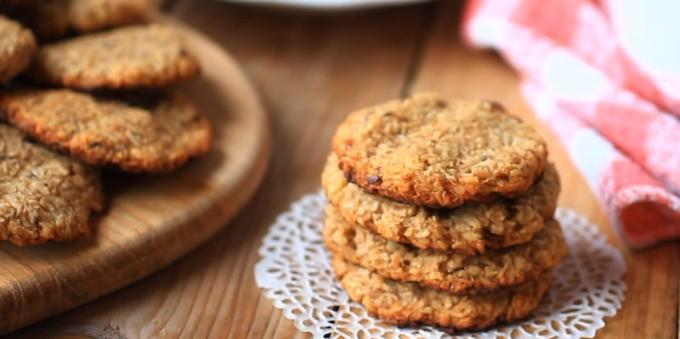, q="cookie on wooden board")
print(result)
[0,88,212,173]
[66,0,153,33]
[324,206,566,294]
[332,258,553,331]
[0,0,151,39]
[332,94,548,208]
[0,15,36,82]
[0,124,103,246]
[32,24,200,89]
[322,154,560,254]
